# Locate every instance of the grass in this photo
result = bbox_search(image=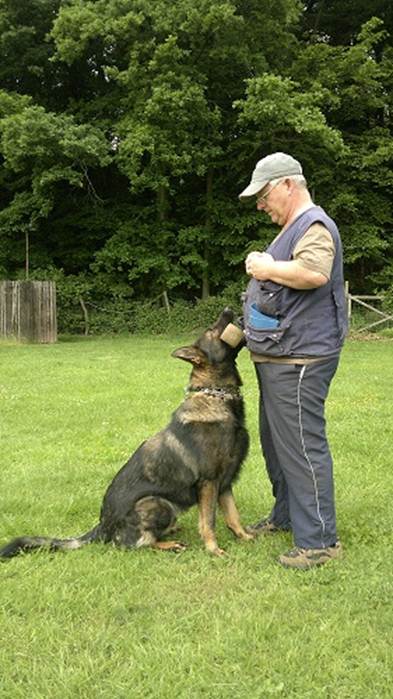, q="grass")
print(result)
[0,334,392,698]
